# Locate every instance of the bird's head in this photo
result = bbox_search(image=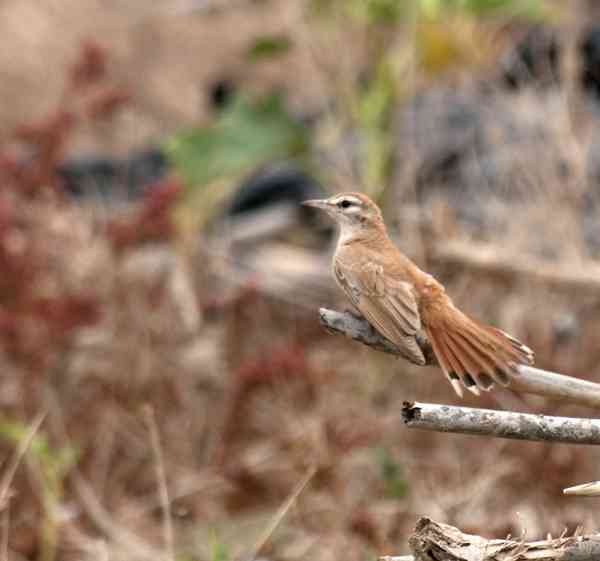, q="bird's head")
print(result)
[302,192,385,237]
